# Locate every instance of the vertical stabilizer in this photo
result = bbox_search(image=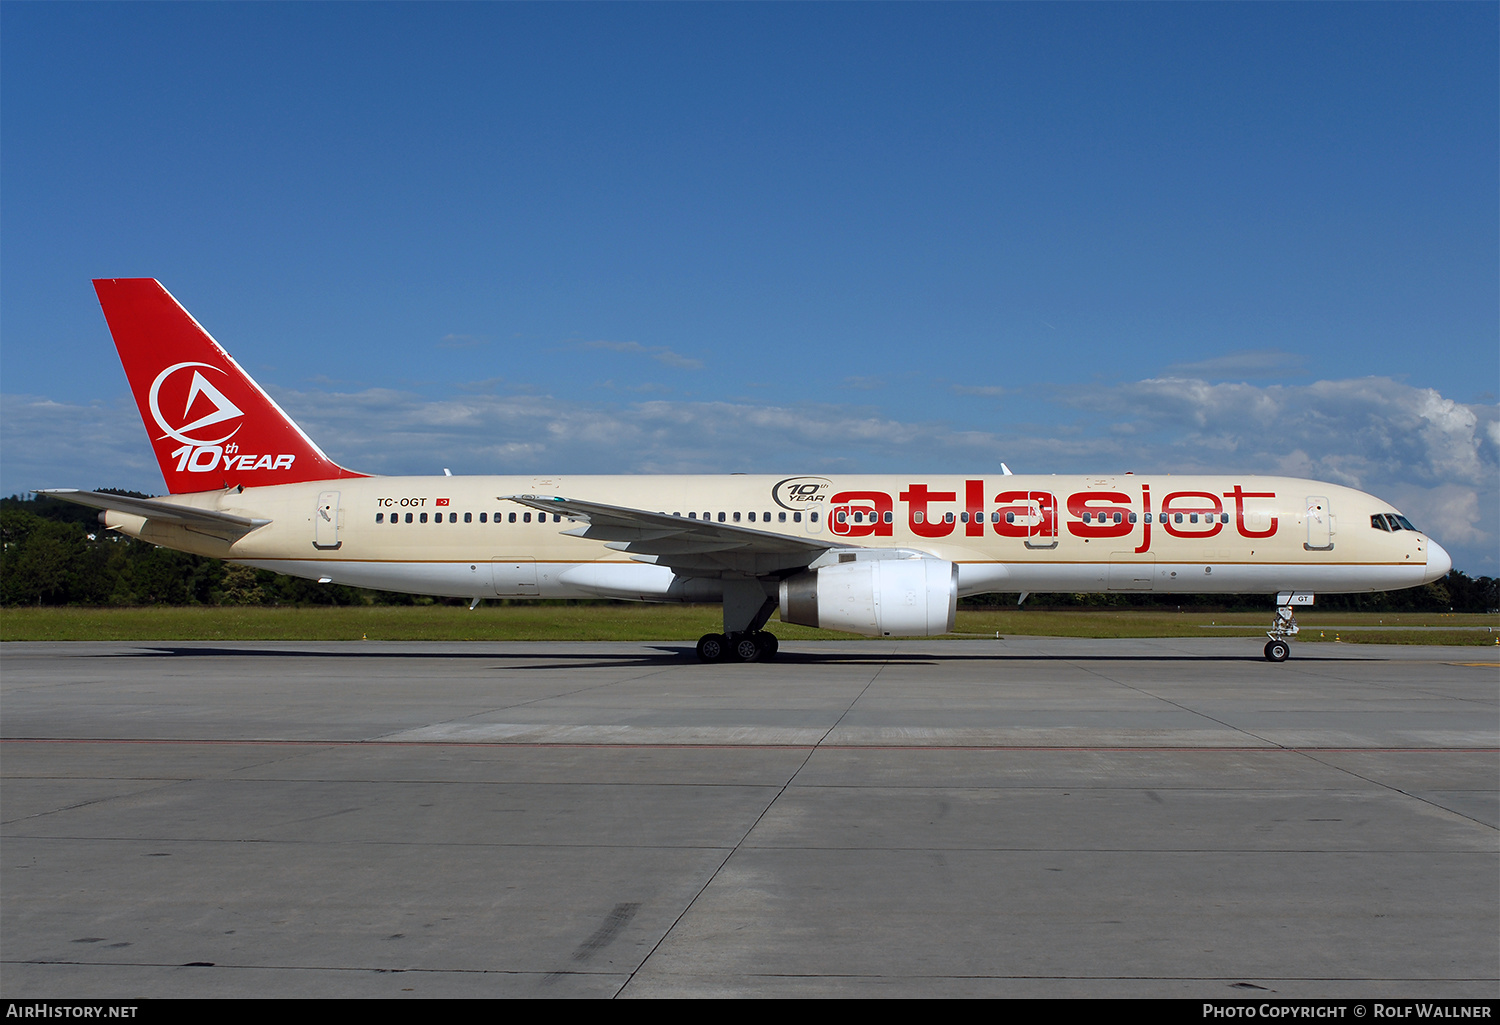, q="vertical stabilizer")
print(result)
[93,278,365,493]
